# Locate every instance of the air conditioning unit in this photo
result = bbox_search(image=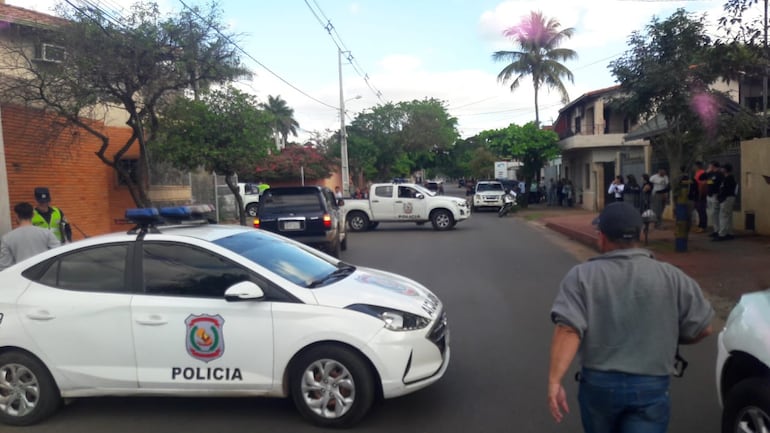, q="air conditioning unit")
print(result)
[35,43,66,63]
